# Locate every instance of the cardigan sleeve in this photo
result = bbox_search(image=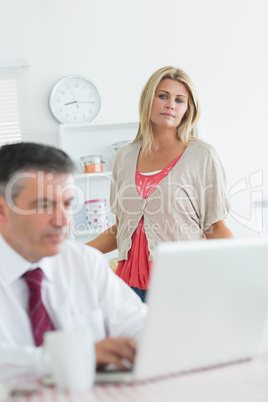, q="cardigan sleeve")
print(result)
[110,157,118,216]
[109,142,140,216]
[199,146,229,232]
